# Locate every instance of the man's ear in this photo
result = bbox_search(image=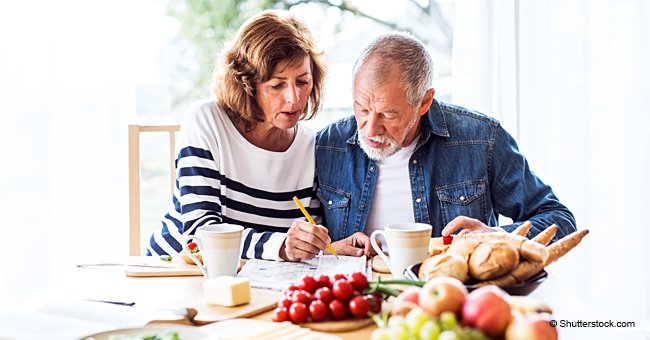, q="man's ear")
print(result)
[418,88,435,116]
